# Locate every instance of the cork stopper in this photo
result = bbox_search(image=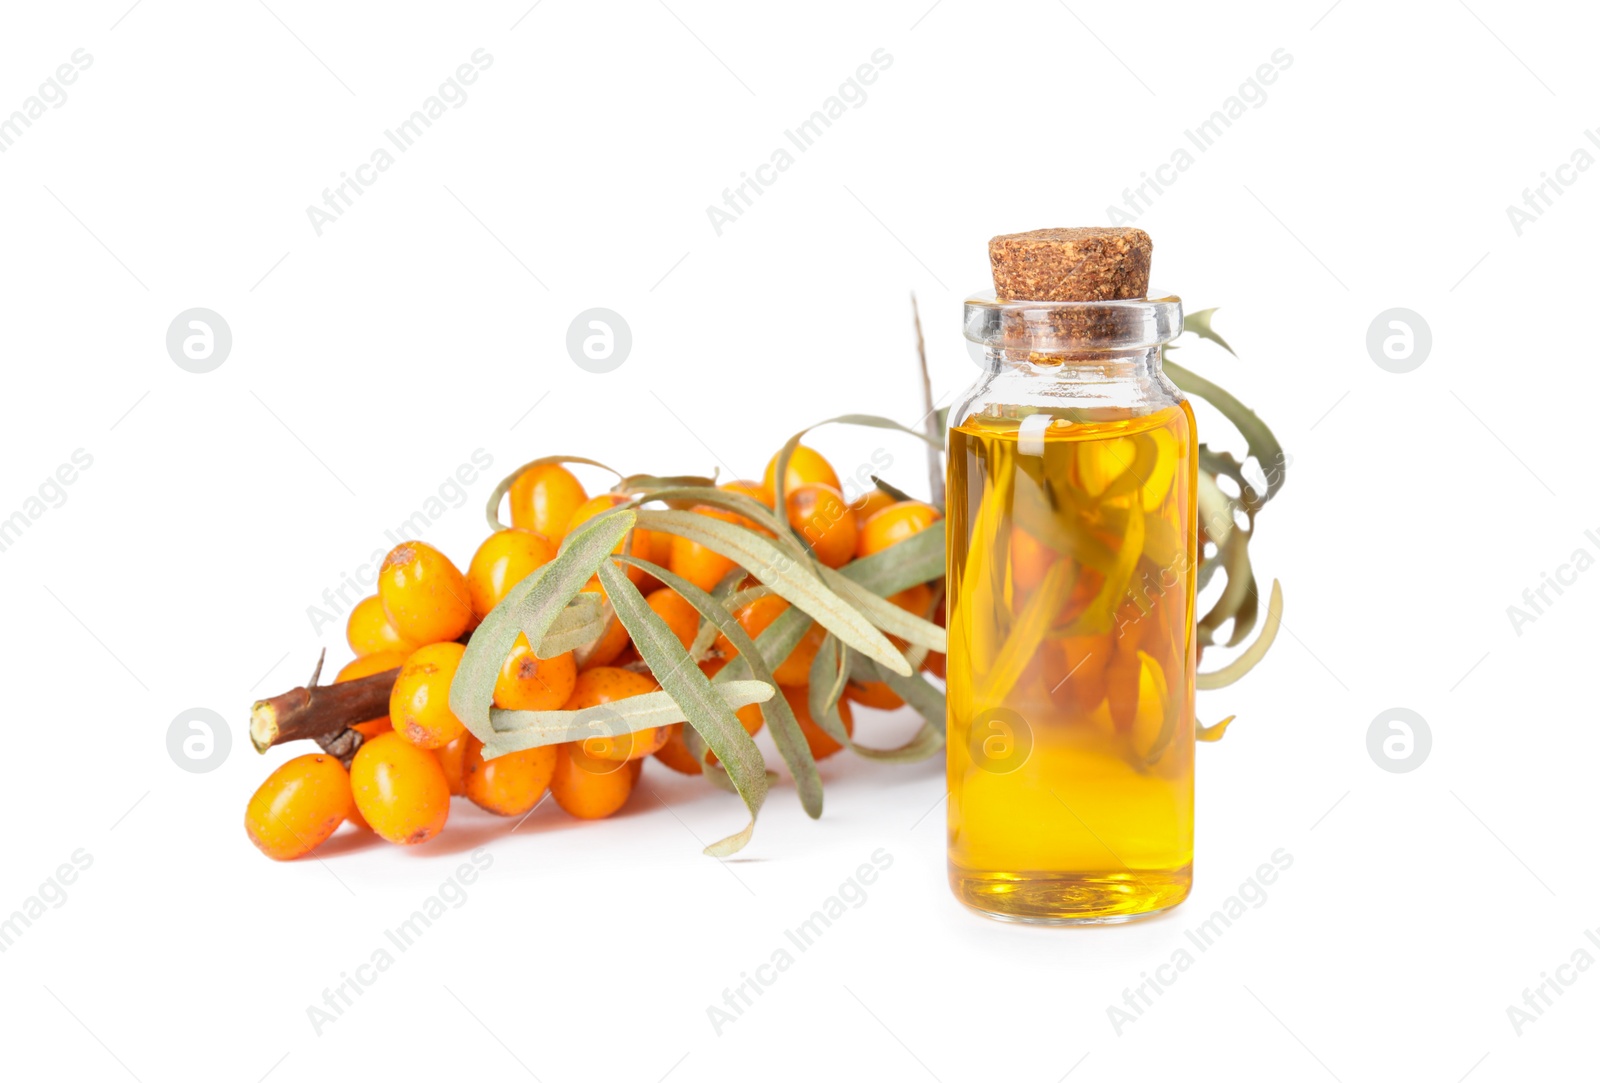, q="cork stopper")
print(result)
[988,226,1152,302]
